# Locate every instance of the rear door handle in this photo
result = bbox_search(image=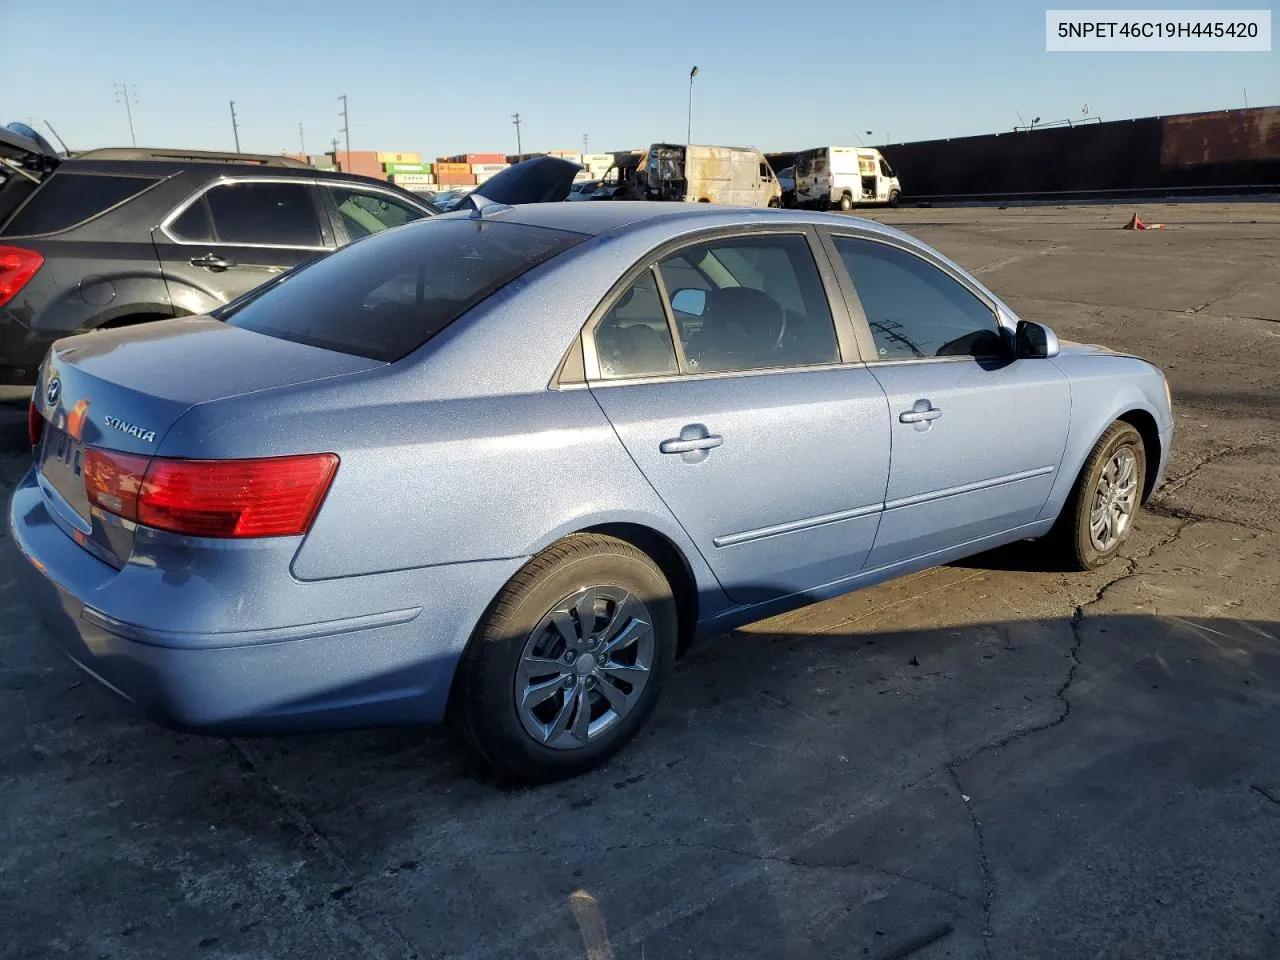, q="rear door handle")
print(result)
[659,424,723,462]
[189,253,236,271]
[899,400,943,424]
[660,435,723,454]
